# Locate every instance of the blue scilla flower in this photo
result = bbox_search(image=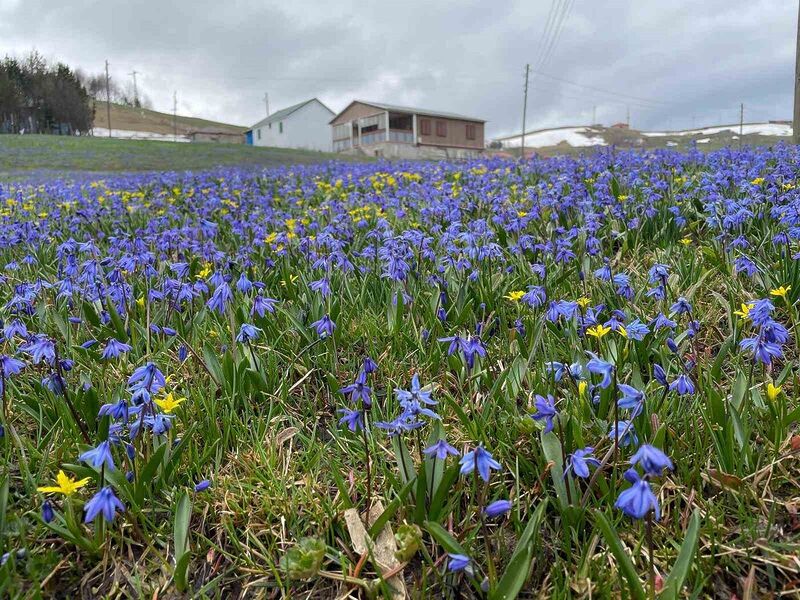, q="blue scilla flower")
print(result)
[624,319,650,341]
[0,355,25,378]
[615,469,660,520]
[311,314,335,338]
[79,440,115,471]
[653,364,668,386]
[101,338,132,360]
[236,323,261,343]
[586,352,614,389]
[459,446,502,482]
[340,371,372,407]
[531,394,557,433]
[484,499,513,518]
[648,263,669,285]
[740,334,783,365]
[395,374,435,406]
[41,500,54,524]
[194,480,211,492]
[98,399,128,421]
[630,444,674,476]
[447,553,474,575]
[20,335,55,365]
[670,297,692,315]
[206,282,233,314]
[650,313,677,331]
[362,356,378,374]
[565,447,600,478]
[251,294,278,318]
[337,408,363,432]
[84,486,125,523]
[668,373,695,395]
[128,362,166,394]
[423,438,459,460]
[608,421,638,447]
